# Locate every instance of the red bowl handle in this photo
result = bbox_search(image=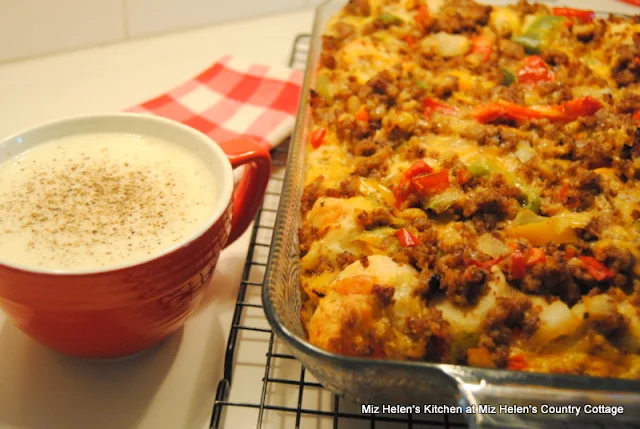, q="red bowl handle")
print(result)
[217,138,272,247]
